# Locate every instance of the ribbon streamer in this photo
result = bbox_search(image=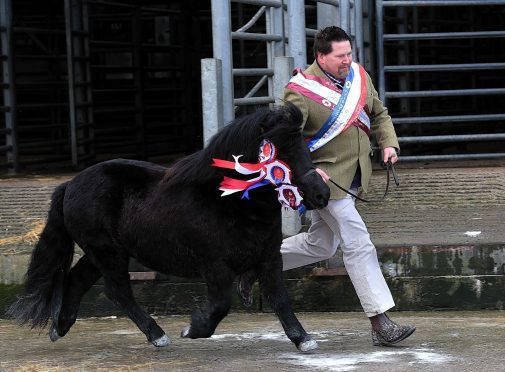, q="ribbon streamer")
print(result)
[212,140,304,210]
